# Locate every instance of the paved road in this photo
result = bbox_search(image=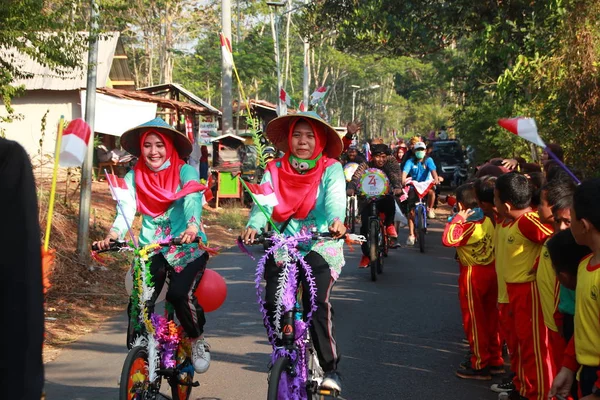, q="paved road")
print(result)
[44,222,504,400]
